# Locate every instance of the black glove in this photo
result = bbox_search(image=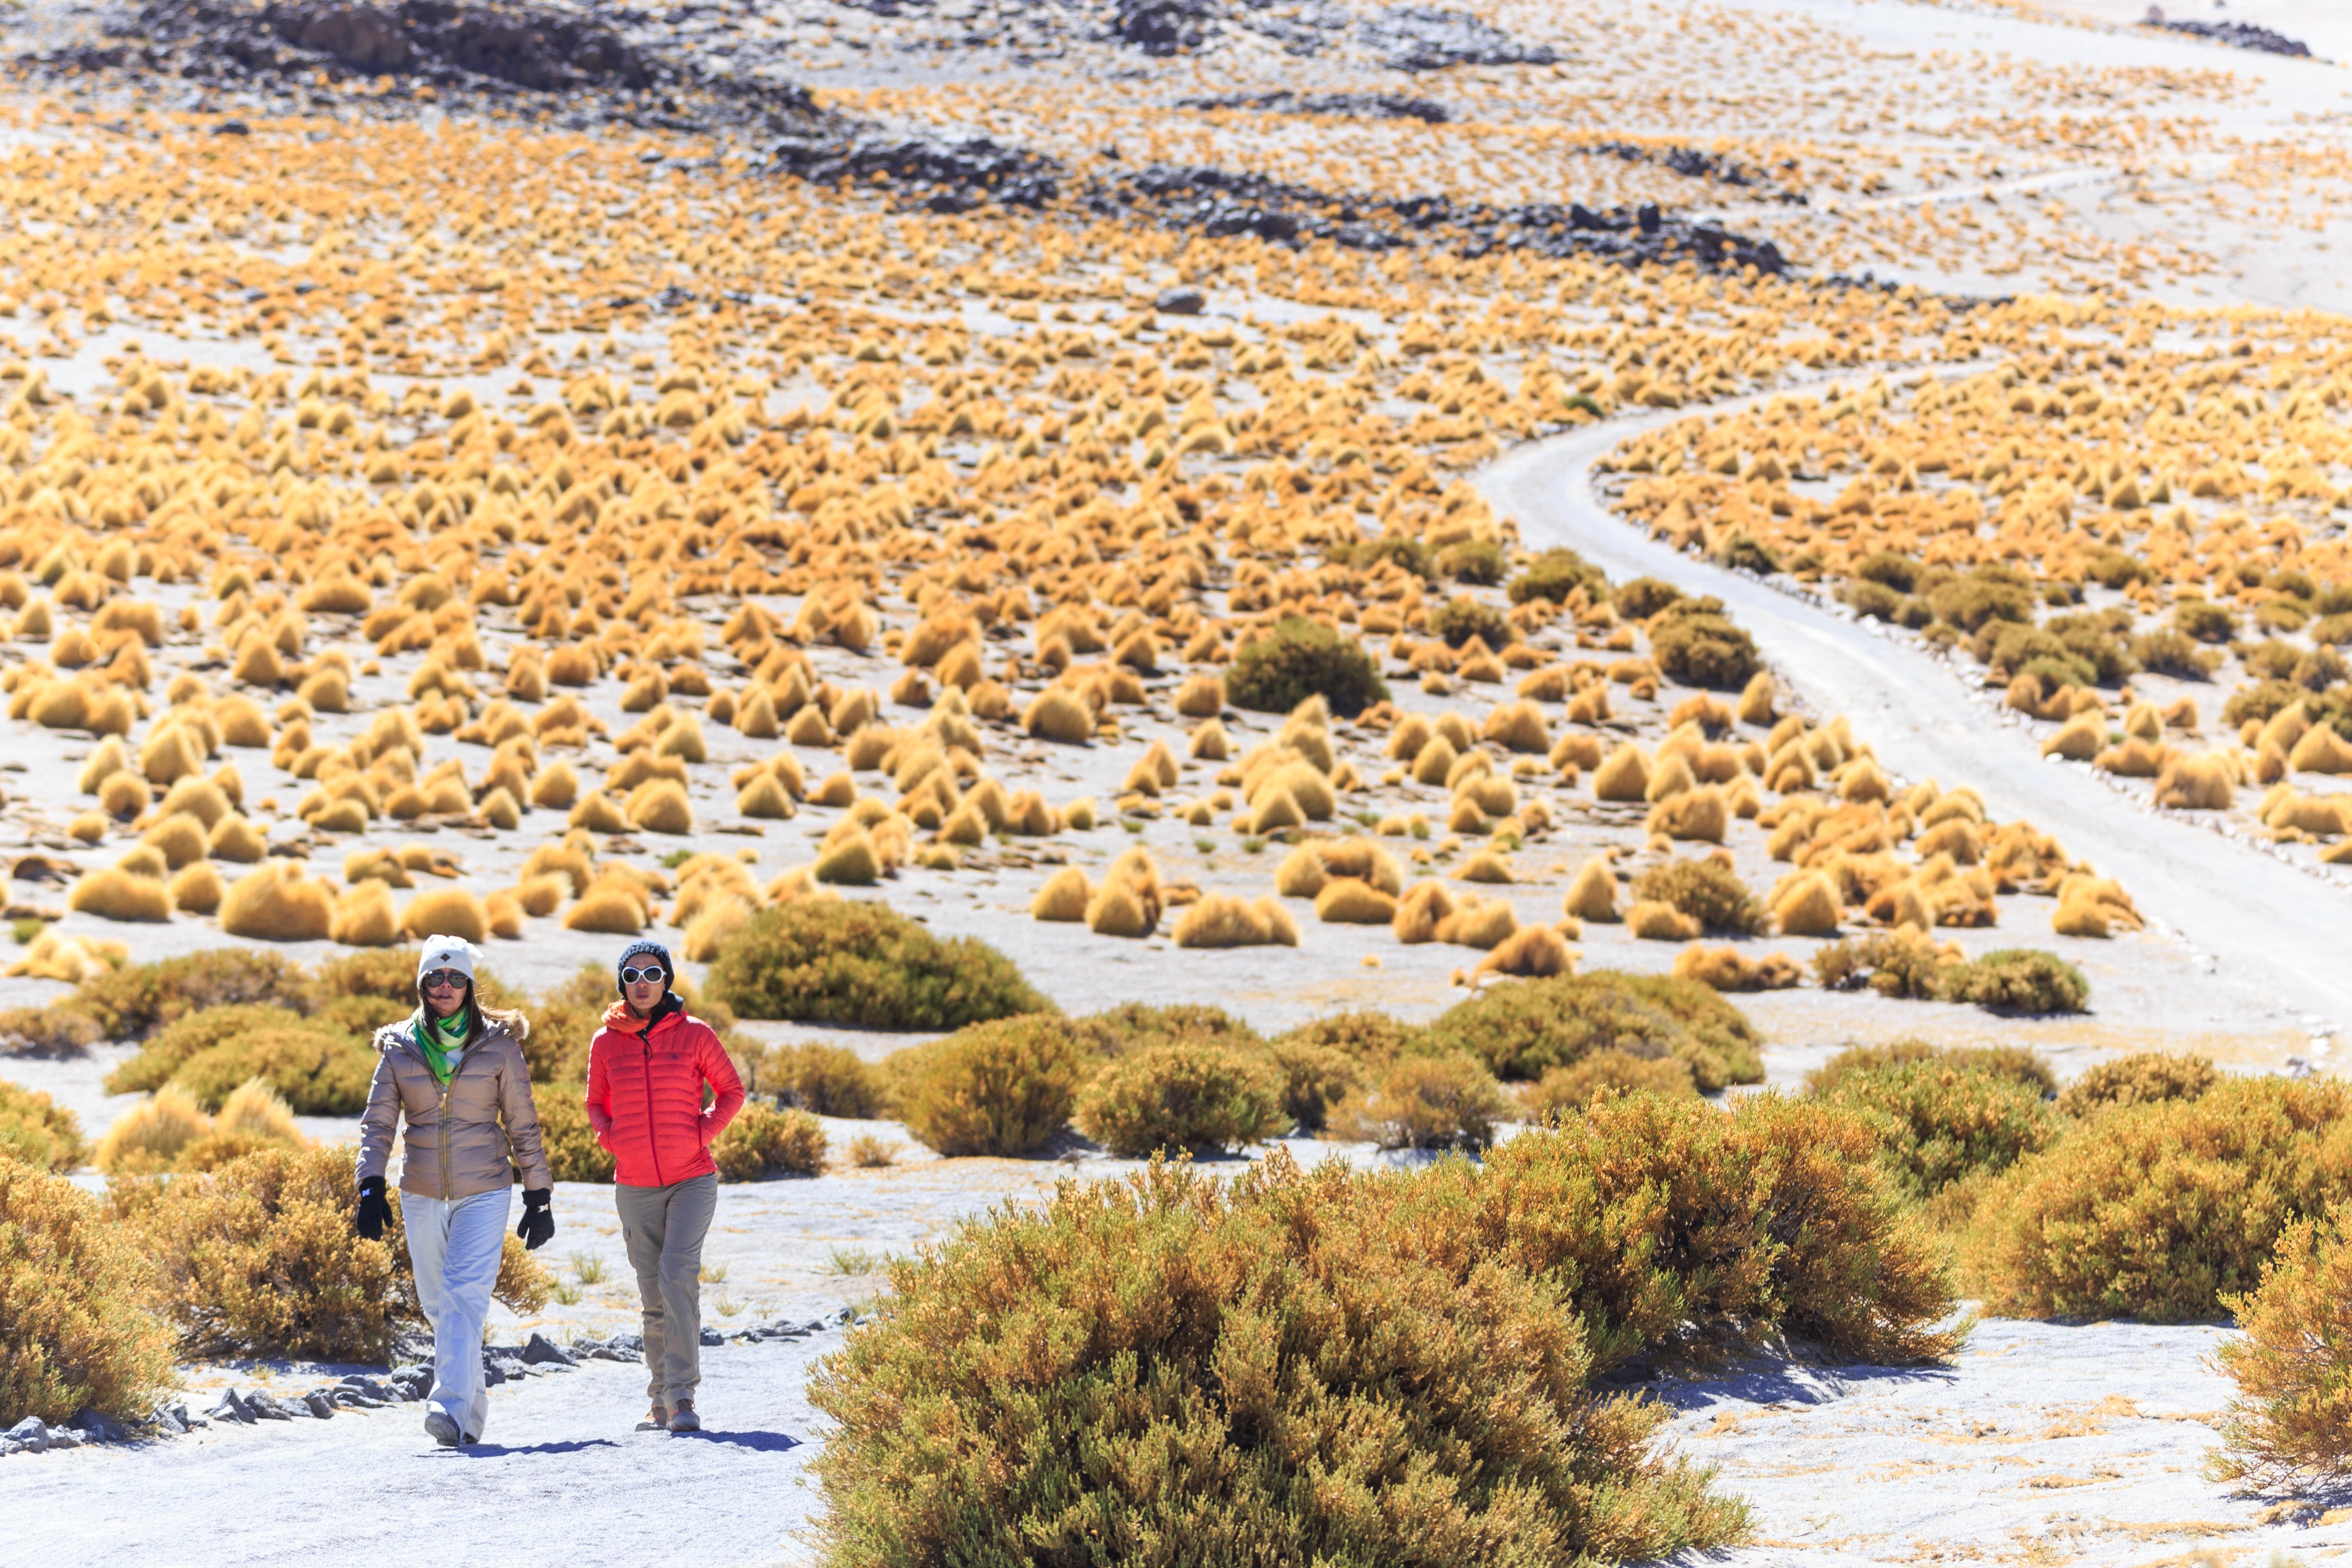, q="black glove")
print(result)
[516,1189,554,1251]
[355,1177,391,1242]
